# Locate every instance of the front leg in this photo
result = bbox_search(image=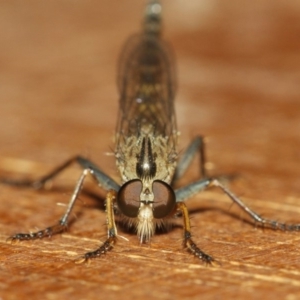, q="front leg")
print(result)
[176,202,215,264]
[75,190,118,263]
